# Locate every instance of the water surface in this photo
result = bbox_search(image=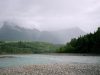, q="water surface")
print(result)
[0,54,100,67]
